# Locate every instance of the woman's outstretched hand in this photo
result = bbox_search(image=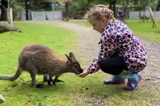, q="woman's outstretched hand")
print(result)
[77,70,89,77]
